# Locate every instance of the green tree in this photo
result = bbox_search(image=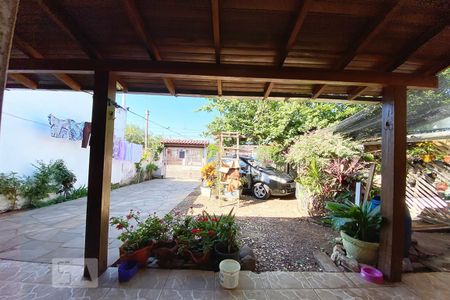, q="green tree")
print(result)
[125,124,163,161]
[200,98,362,164]
[125,124,145,145]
